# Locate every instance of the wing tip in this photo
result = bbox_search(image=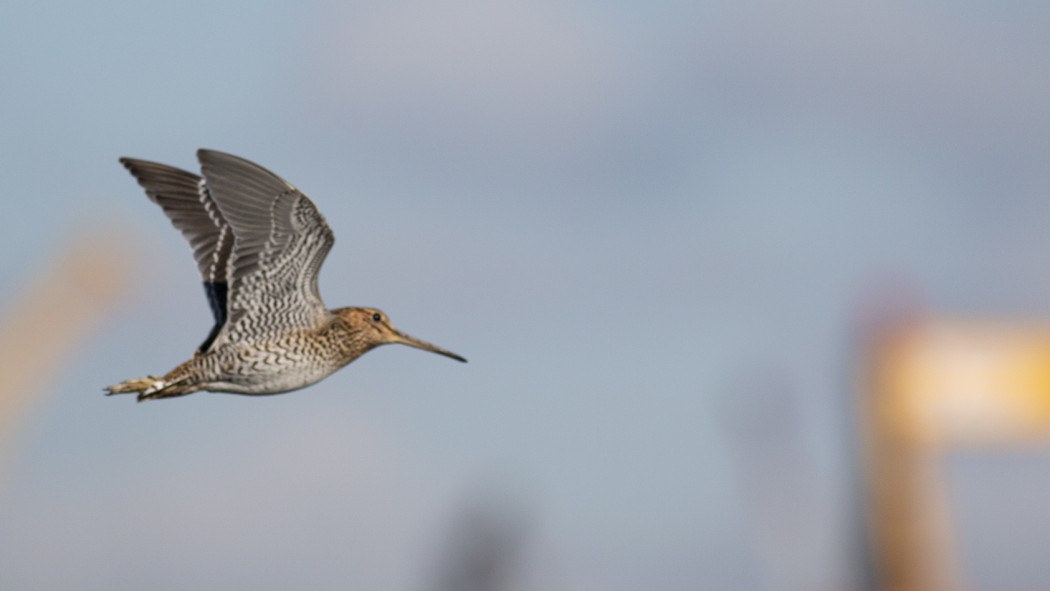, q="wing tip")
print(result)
[197,148,237,166]
[197,149,299,193]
